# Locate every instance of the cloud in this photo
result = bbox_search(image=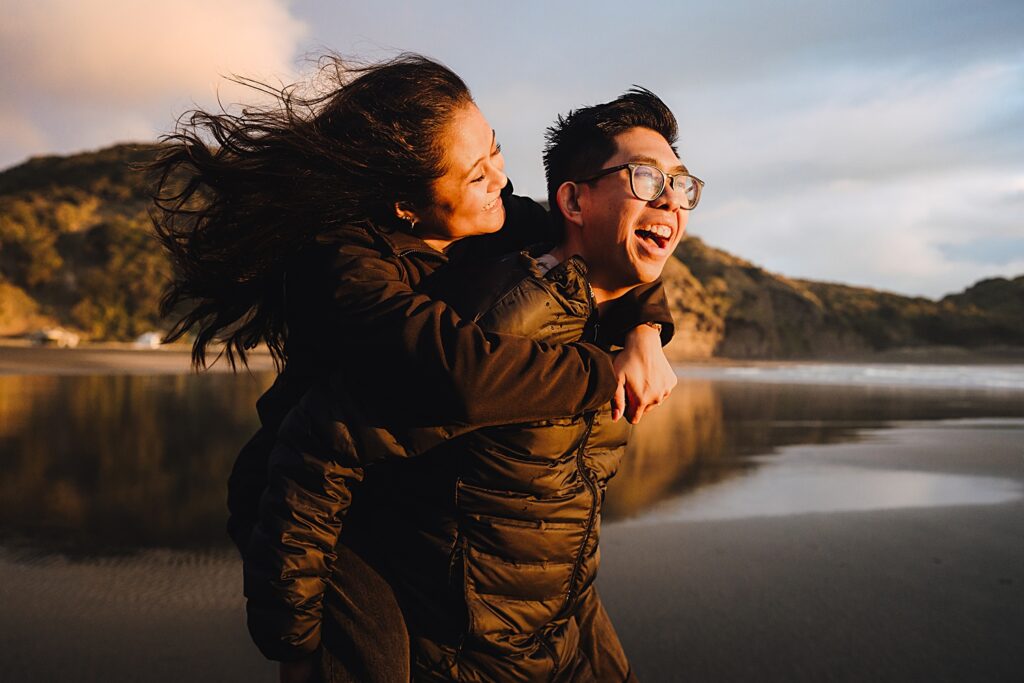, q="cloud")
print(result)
[0,0,307,167]
[938,236,1024,266]
[693,168,1024,297]
[656,58,1024,298]
[673,61,1024,189]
